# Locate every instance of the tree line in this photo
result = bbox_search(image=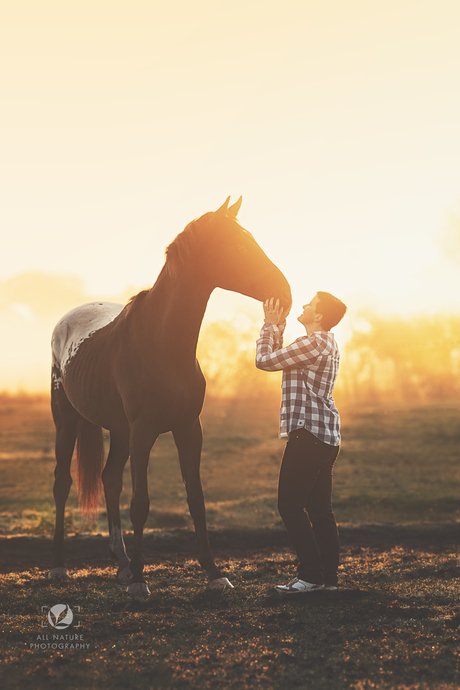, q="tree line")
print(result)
[197,313,460,407]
